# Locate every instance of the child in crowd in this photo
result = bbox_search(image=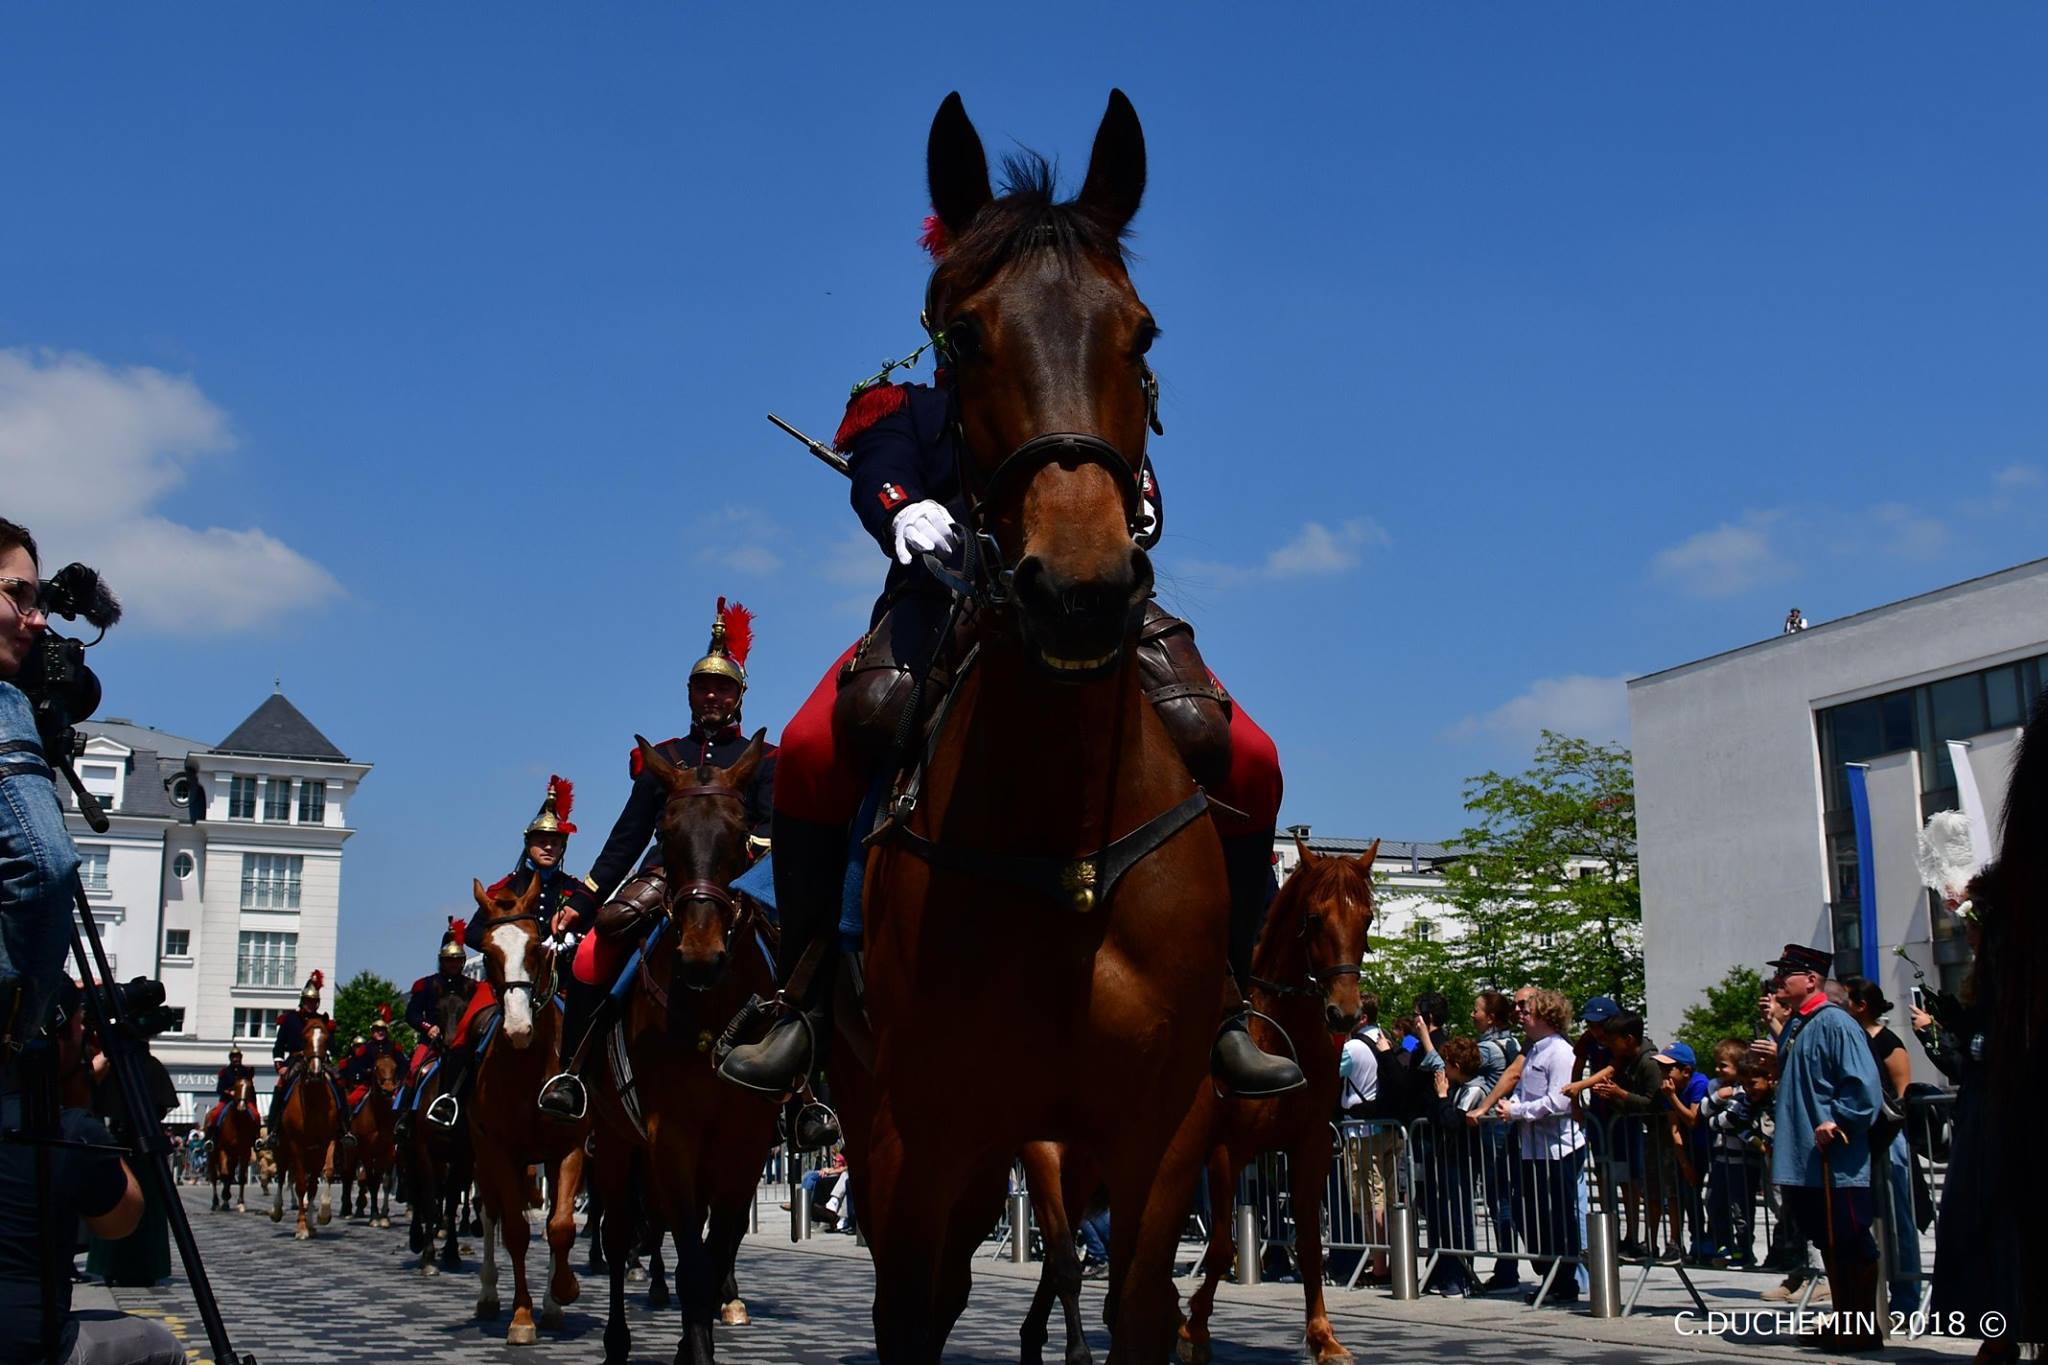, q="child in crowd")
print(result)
[1654,1041,1714,1263]
[1419,1036,1489,1296]
[1700,1042,1772,1267]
